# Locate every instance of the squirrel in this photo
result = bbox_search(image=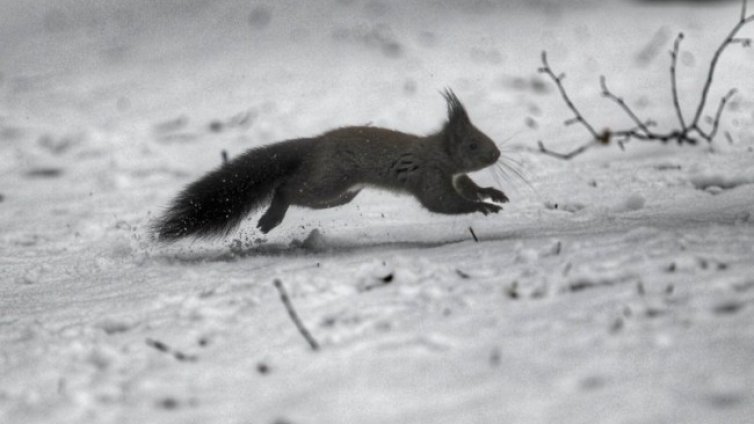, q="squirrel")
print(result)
[153,89,508,241]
